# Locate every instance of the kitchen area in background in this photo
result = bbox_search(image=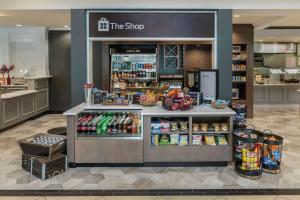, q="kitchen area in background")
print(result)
[253,42,300,104]
[0,10,71,131]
